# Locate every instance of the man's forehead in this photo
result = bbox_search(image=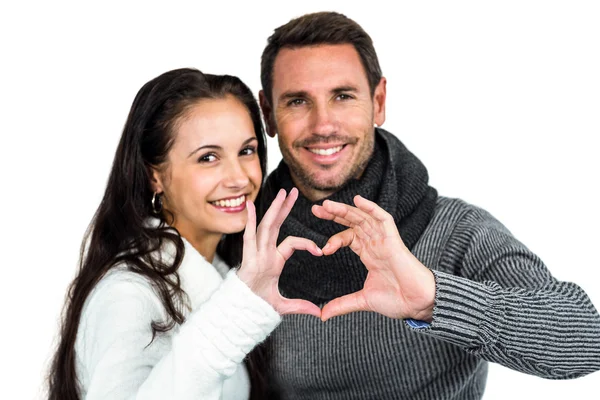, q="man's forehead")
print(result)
[272,44,369,95]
